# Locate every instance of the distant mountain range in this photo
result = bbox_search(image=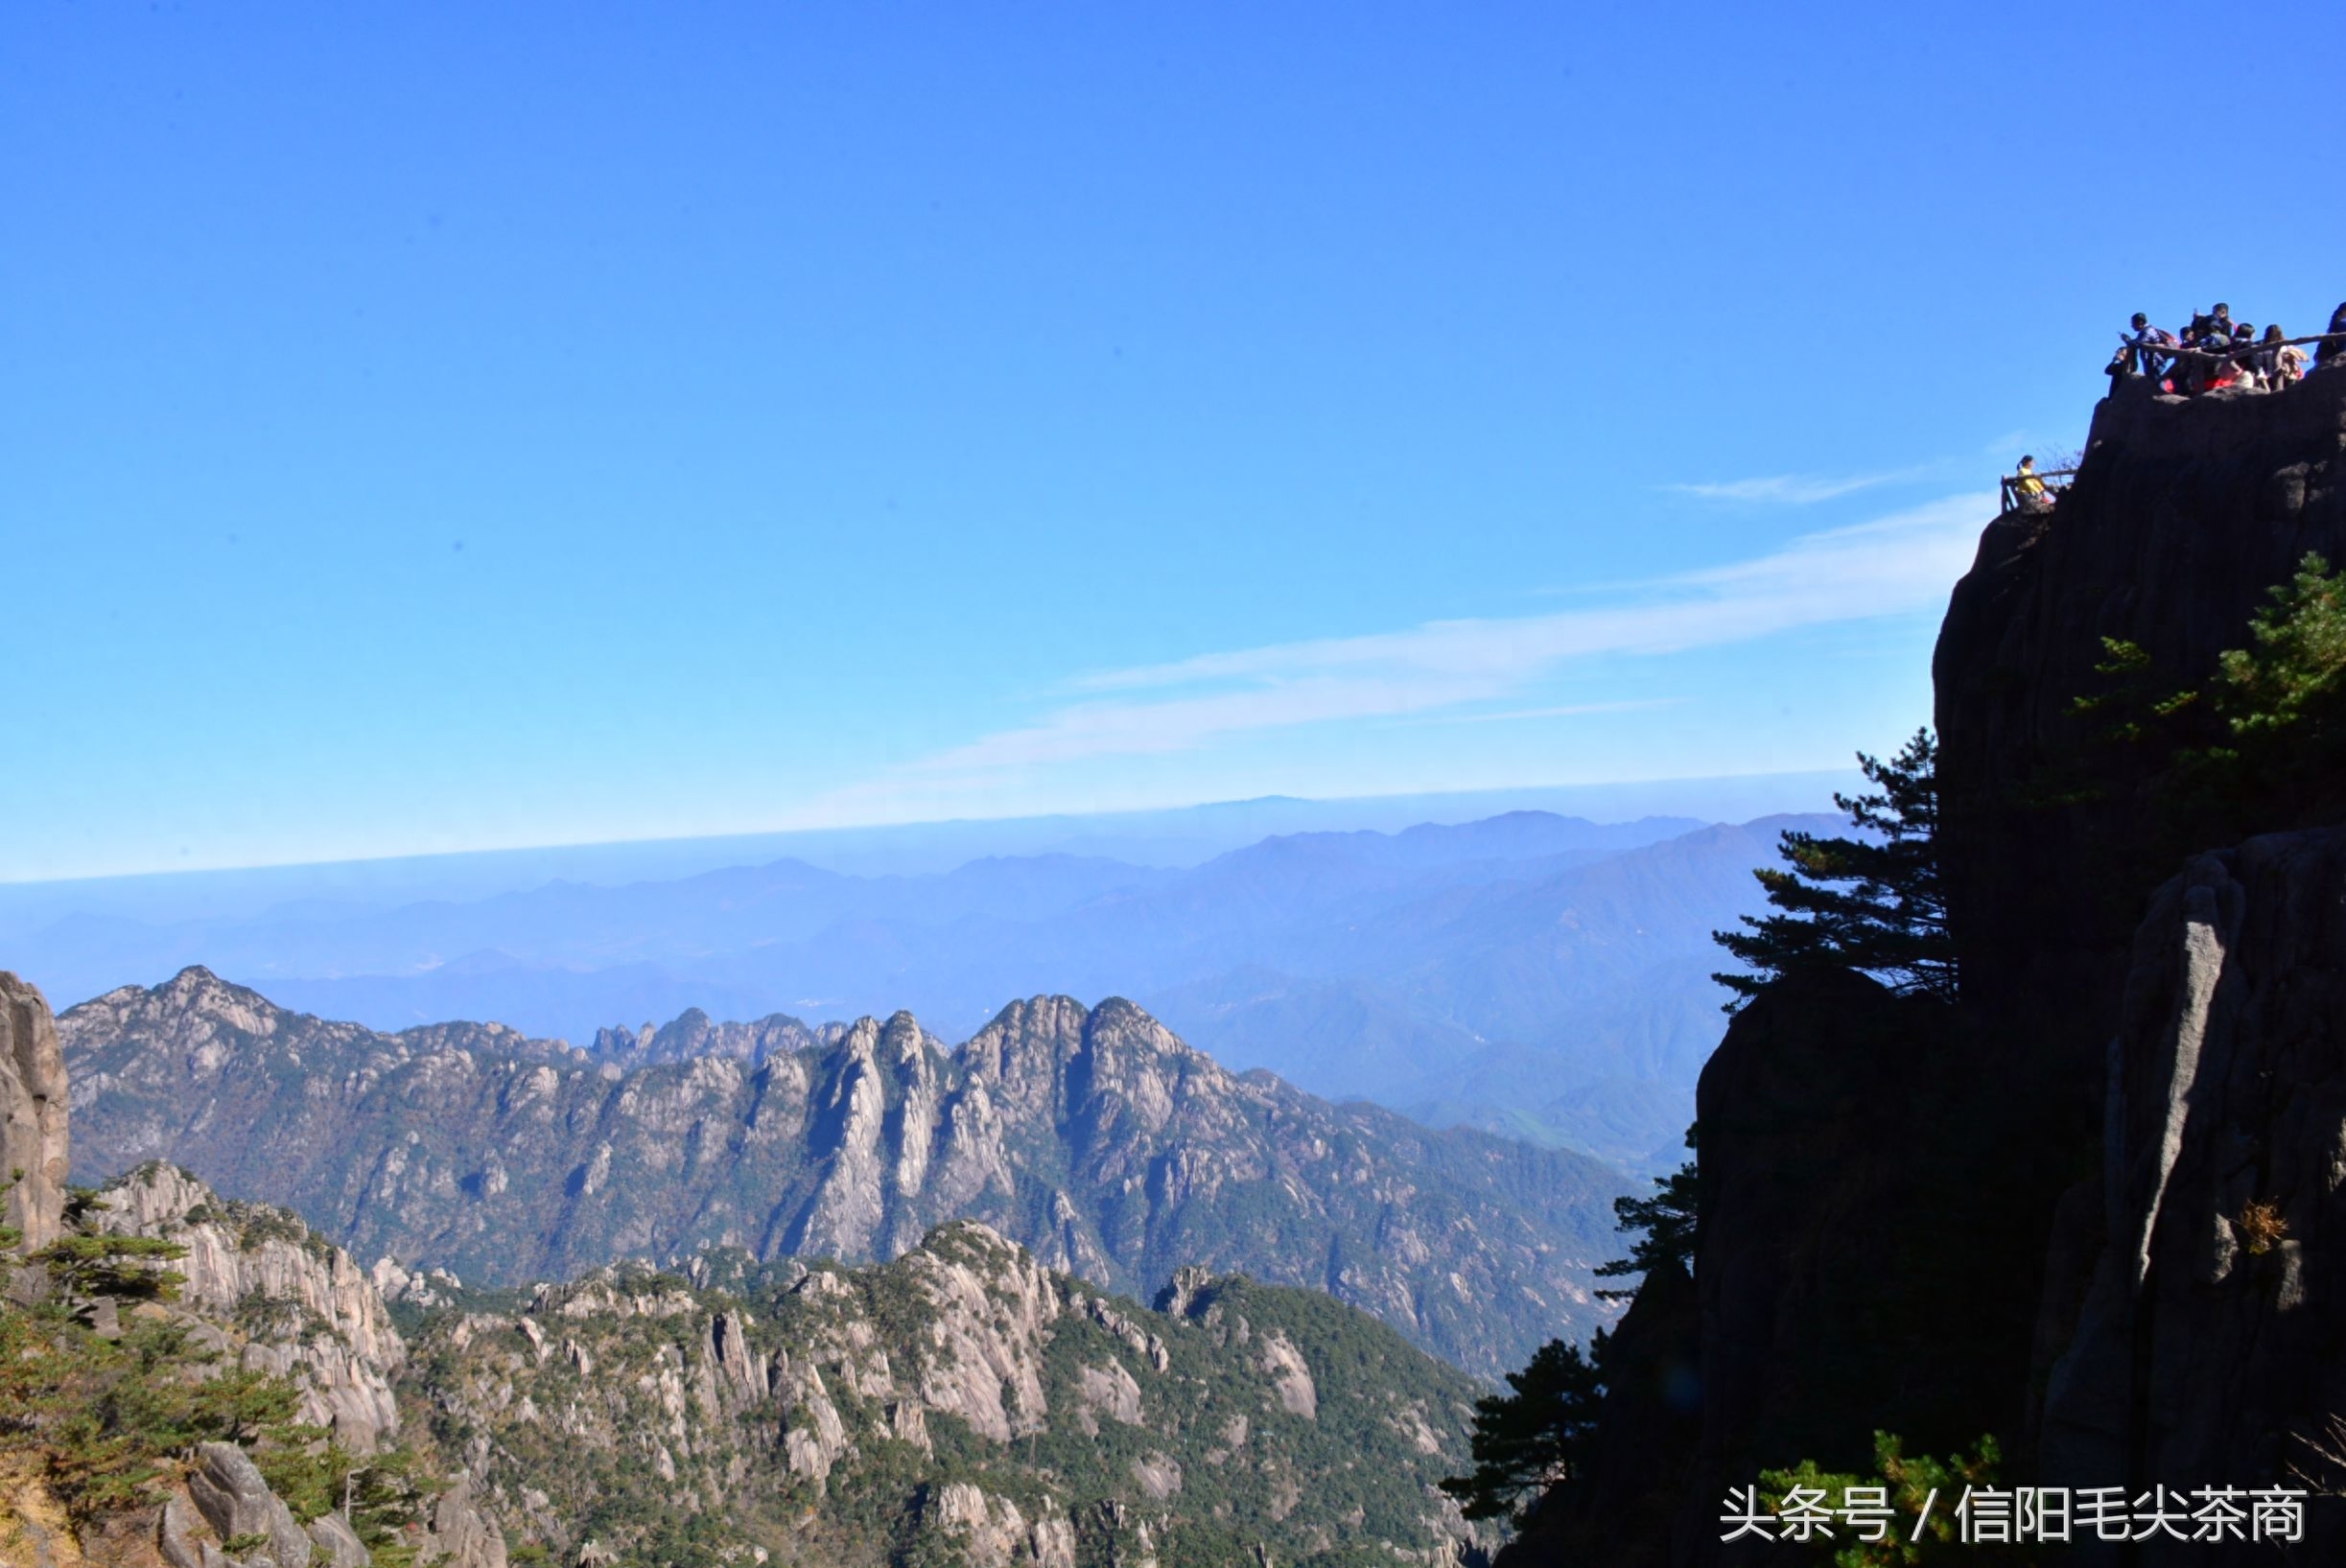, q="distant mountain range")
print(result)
[10,808,1836,1165]
[61,968,1630,1379]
